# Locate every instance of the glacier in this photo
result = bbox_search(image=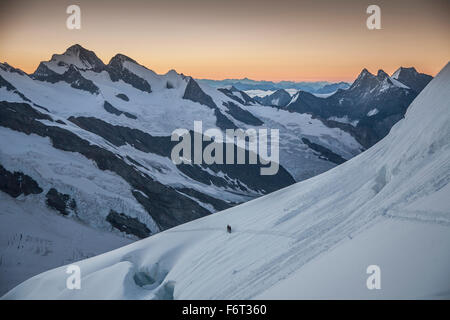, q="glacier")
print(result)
[2,62,449,300]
